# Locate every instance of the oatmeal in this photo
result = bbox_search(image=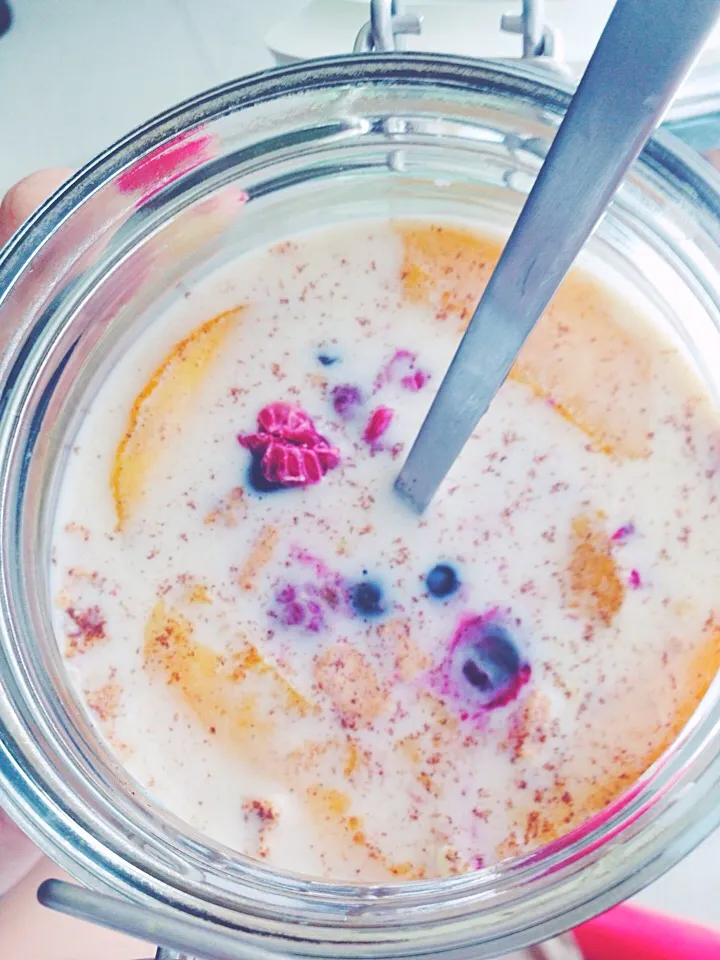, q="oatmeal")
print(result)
[51,220,720,880]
